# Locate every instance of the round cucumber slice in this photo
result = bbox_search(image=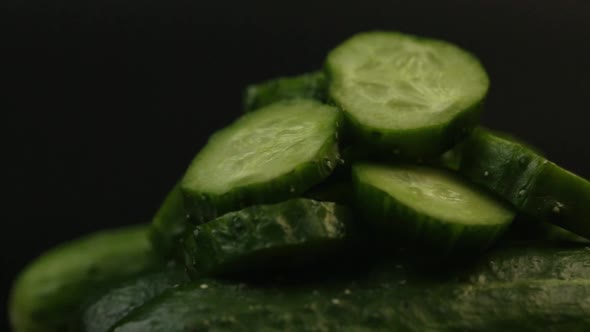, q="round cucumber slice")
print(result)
[352,163,515,253]
[243,71,327,112]
[326,31,489,158]
[182,198,353,277]
[181,99,342,223]
[9,225,161,332]
[459,128,590,239]
[149,182,187,259]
